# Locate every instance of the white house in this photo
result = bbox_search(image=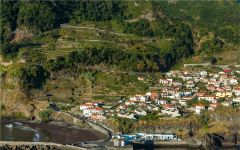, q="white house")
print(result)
[113,138,125,147]
[90,113,106,121]
[130,96,138,101]
[83,107,104,117]
[233,88,240,96]
[140,96,147,102]
[198,95,217,103]
[135,109,147,116]
[161,108,181,117]
[229,78,238,85]
[233,97,240,103]
[156,99,167,105]
[221,101,232,107]
[117,112,135,119]
[80,103,94,110]
[178,99,187,106]
[125,100,136,105]
[195,104,205,114]
[143,133,178,141]
[179,91,192,97]
[200,71,208,77]
[159,78,173,86]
